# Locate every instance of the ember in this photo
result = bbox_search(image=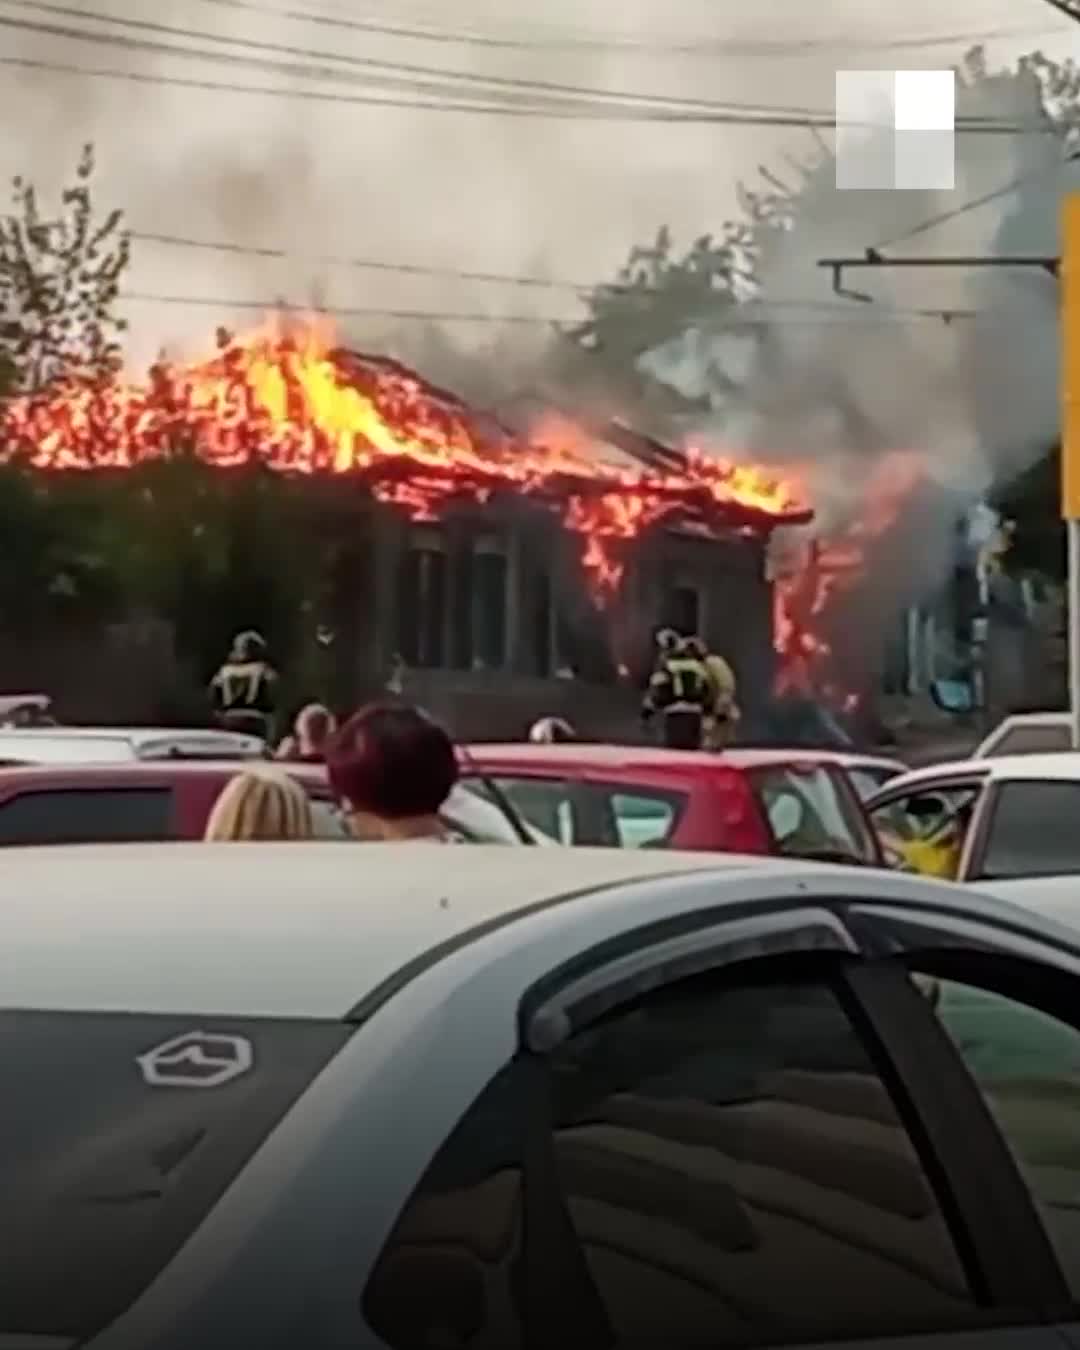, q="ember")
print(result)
[0,322,811,604]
